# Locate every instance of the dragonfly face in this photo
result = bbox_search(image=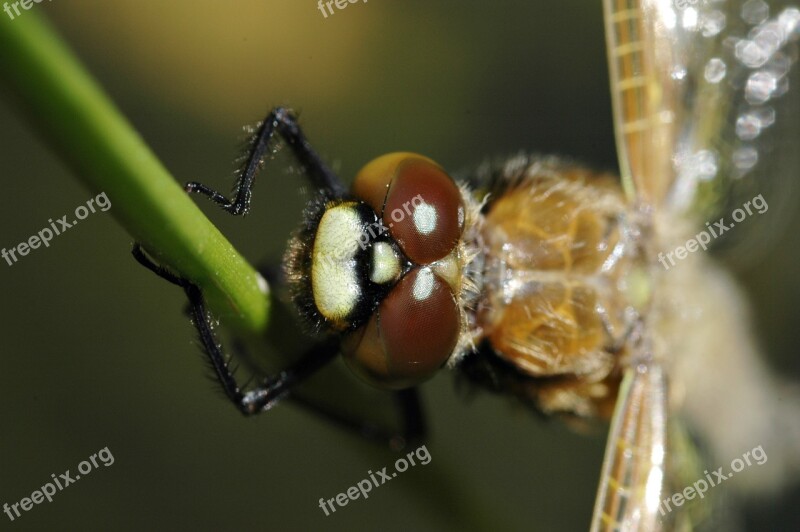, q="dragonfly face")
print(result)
[284,152,473,389]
